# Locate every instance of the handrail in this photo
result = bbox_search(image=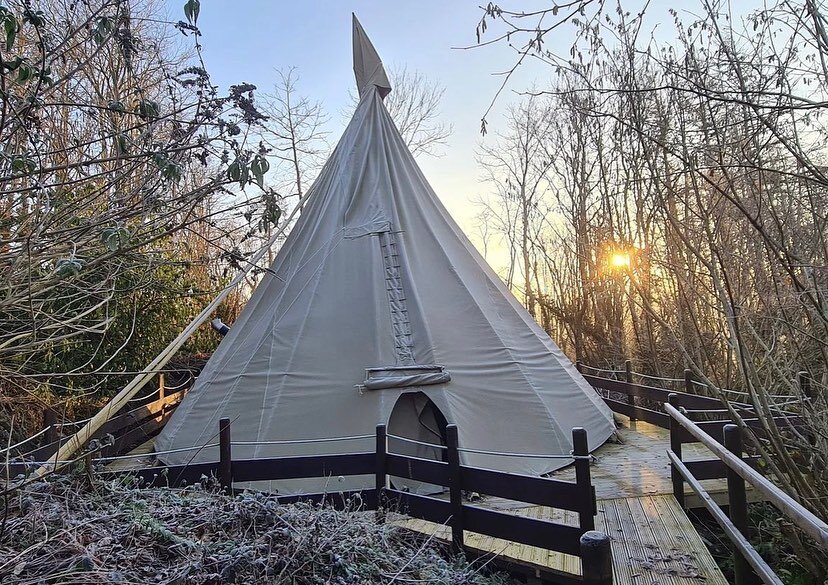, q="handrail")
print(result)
[665,402,828,550]
[580,361,796,401]
[668,451,784,585]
